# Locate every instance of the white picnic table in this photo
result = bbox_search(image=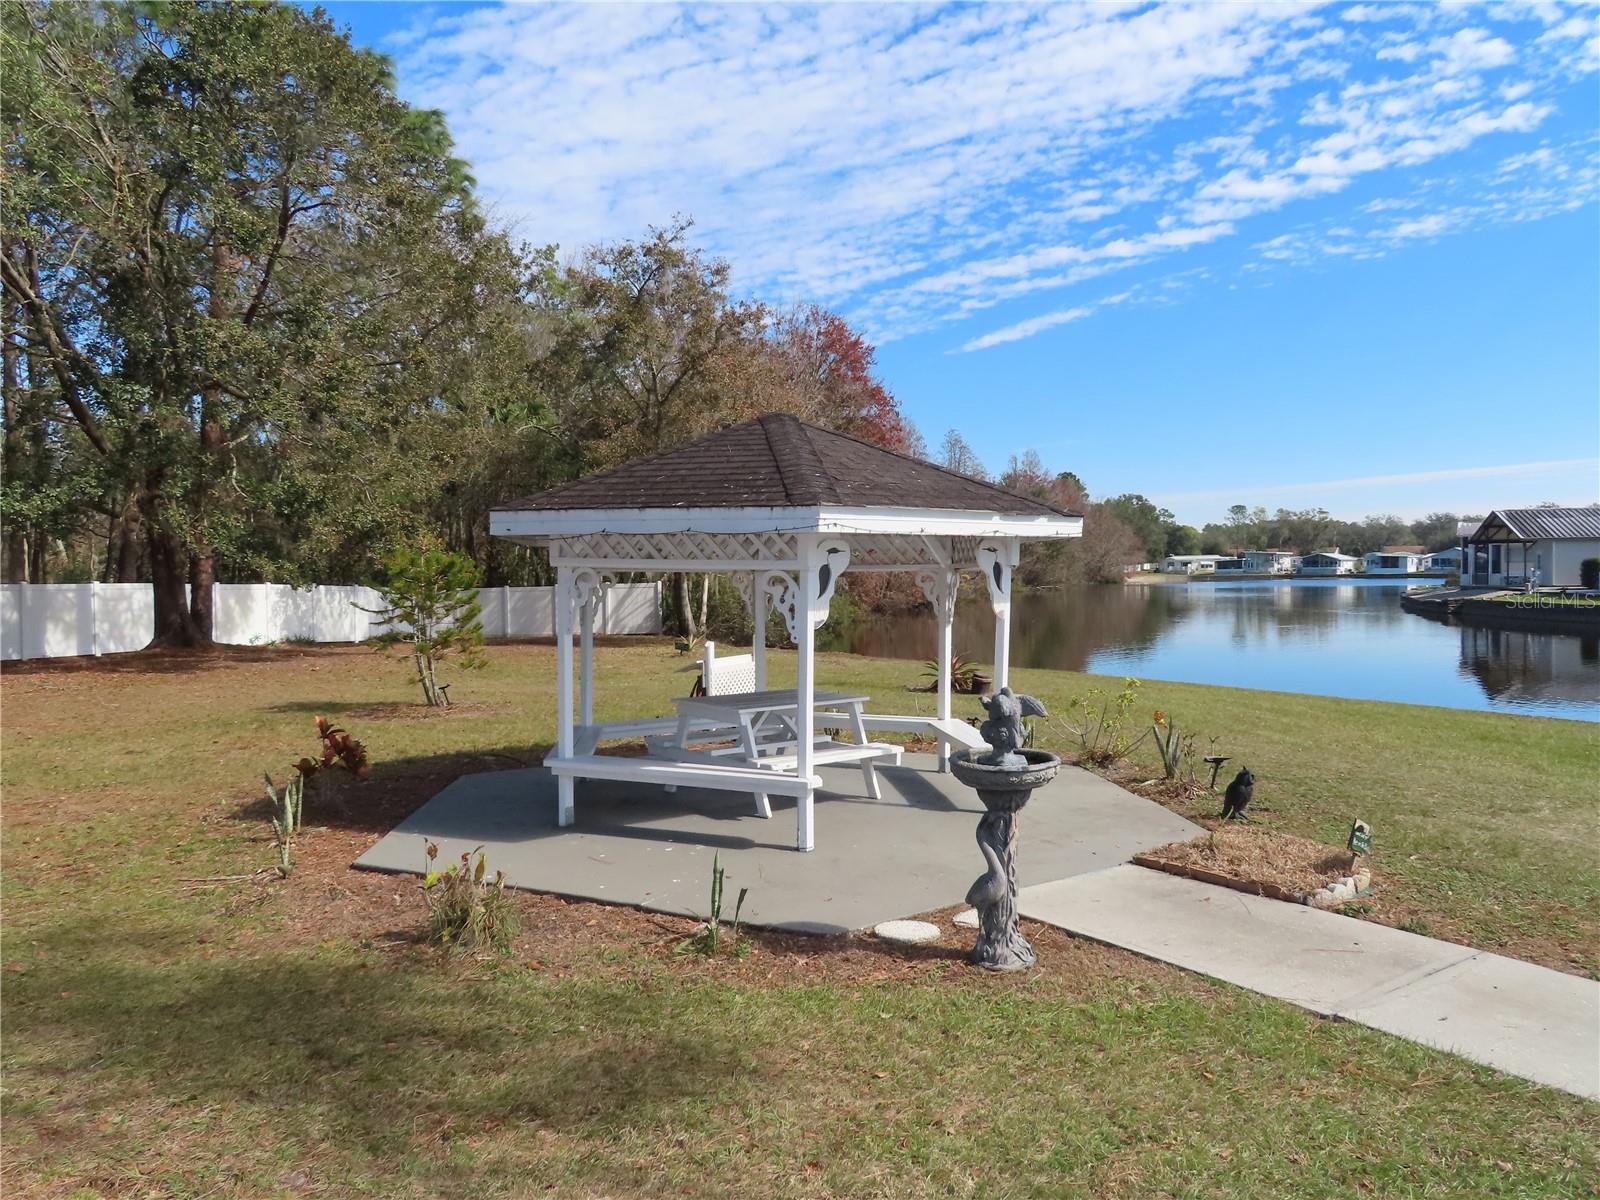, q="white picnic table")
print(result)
[653,688,903,817]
